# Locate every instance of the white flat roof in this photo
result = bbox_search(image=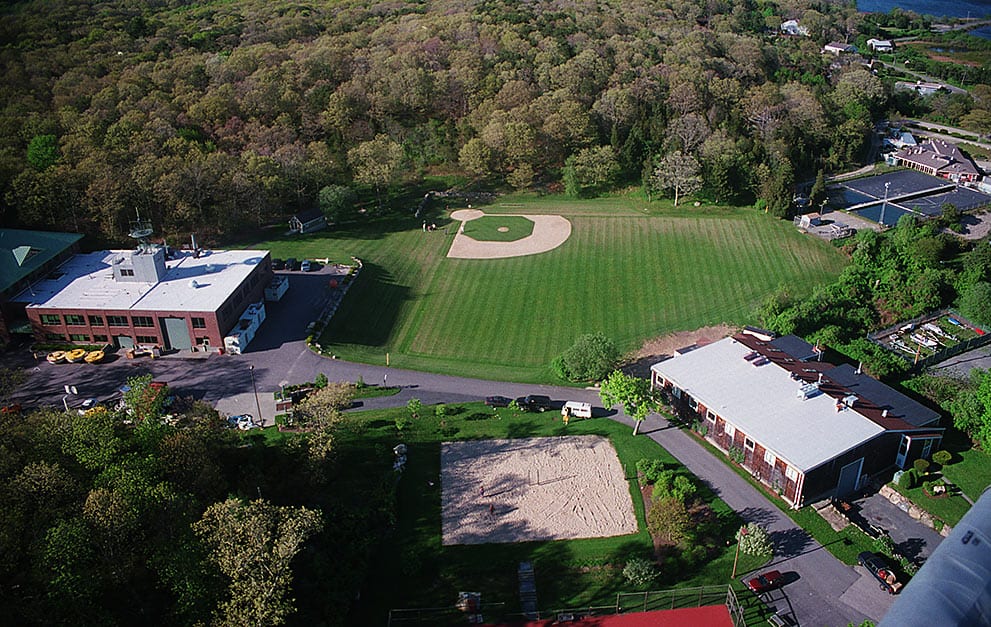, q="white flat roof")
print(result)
[19,248,268,313]
[652,337,884,473]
